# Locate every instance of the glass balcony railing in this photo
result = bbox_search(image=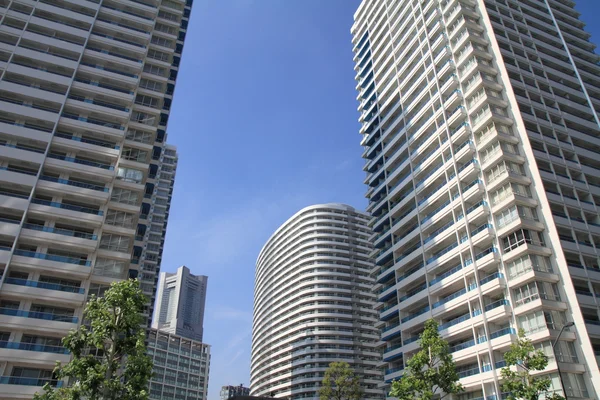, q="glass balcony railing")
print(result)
[480,272,503,286]
[0,308,78,323]
[458,365,480,378]
[449,338,476,353]
[54,132,119,149]
[73,78,134,95]
[4,278,84,294]
[457,200,487,221]
[22,223,97,240]
[385,367,404,375]
[0,376,63,387]
[13,250,91,266]
[39,175,108,193]
[31,199,103,216]
[430,263,462,286]
[484,299,509,312]
[382,322,400,333]
[438,312,471,331]
[423,220,454,244]
[422,199,451,224]
[383,343,402,354]
[48,153,114,170]
[433,287,468,309]
[403,335,419,345]
[397,263,424,283]
[489,327,516,340]
[398,283,427,302]
[0,341,69,354]
[401,305,430,323]
[426,241,458,265]
[395,242,422,264]
[60,113,125,131]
